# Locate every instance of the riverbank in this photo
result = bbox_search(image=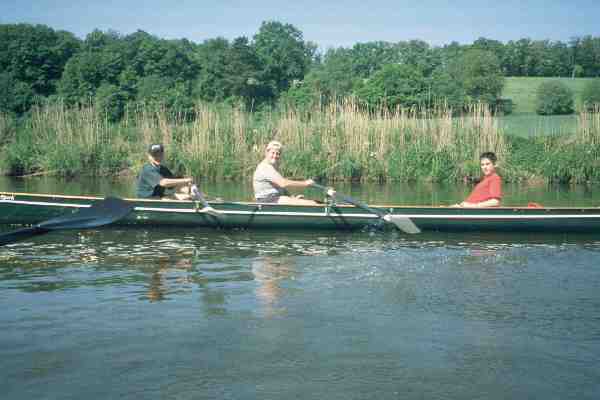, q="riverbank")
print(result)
[1,101,599,183]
